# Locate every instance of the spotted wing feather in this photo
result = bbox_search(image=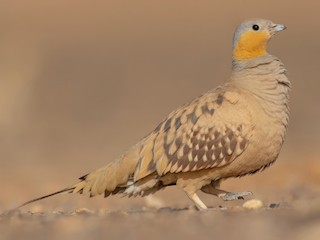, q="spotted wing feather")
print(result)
[134,88,251,181]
